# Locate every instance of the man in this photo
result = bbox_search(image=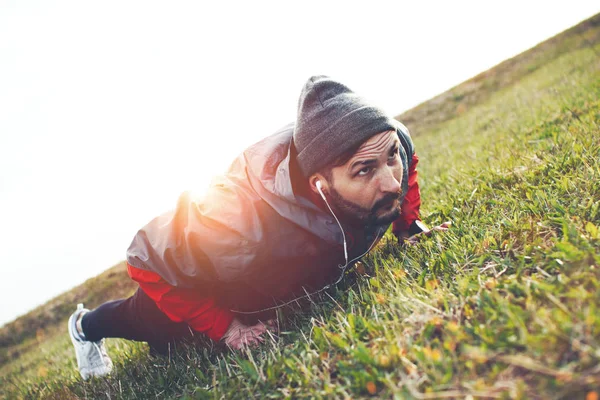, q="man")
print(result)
[68,76,450,380]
